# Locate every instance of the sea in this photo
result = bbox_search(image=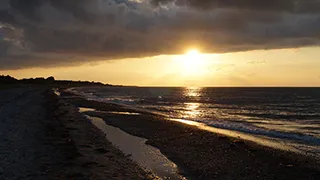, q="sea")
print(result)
[69,87,320,158]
